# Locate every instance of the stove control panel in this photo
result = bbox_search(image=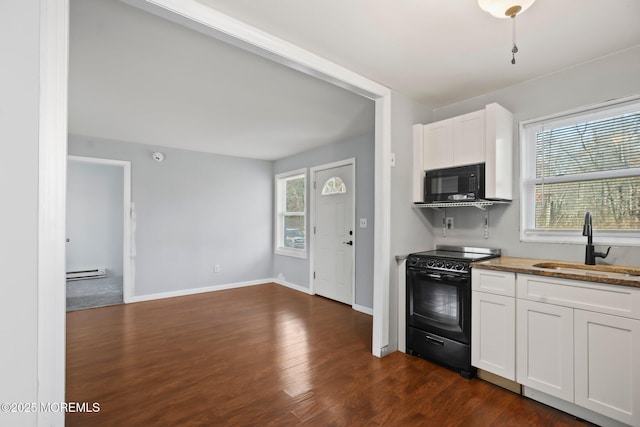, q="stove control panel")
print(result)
[407,256,468,273]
